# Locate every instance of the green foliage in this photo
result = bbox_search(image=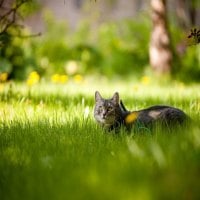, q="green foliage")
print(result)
[97,19,150,76]
[18,0,41,17]
[0,57,12,73]
[180,46,200,81]
[0,30,37,80]
[0,81,200,200]
[170,25,200,82]
[35,12,68,73]
[1,10,151,79]
[1,8,200,82]
[0,0,41,80]
[32,15,151,78]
